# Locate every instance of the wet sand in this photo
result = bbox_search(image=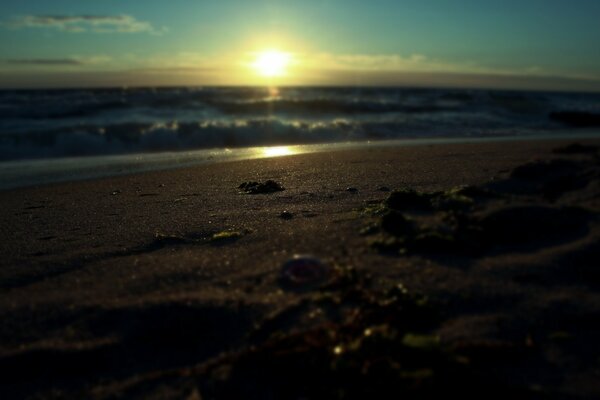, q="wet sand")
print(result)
[1,138,600,399]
